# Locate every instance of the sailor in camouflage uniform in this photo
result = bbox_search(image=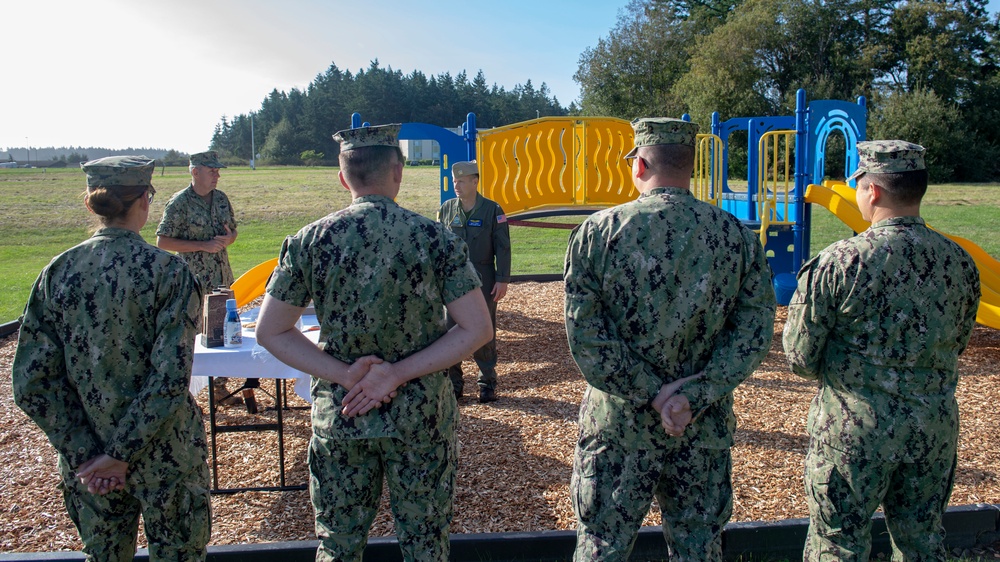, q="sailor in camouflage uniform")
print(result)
[156,150,237,290]
[564,118,776,561]
[13,156,211,561]
[437,160,512,403]
[255,124,492,562]
[783,141,980,561]
[156,150,248,408]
